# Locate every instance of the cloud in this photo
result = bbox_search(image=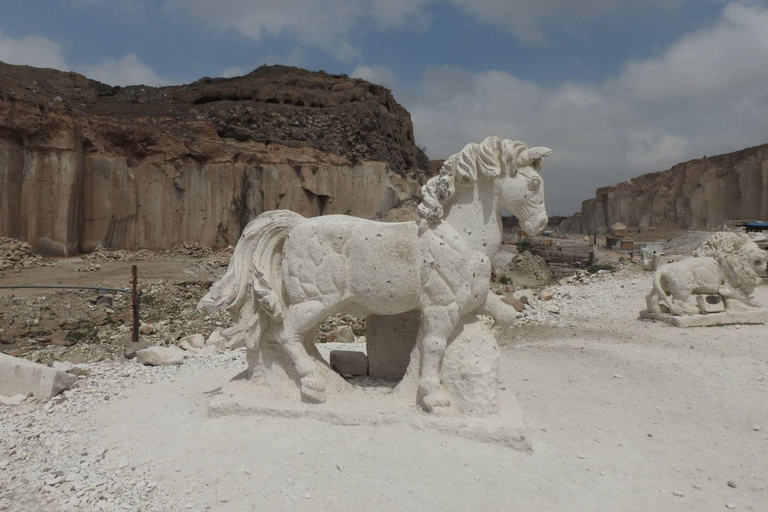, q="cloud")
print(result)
[221,65,245,78]
[171,0,365,63]
[351,64,397,88]
[0,32,68,70]
[170,0,434,63]
[448,0,689,45]
[170,0,695,59]
[612,2,768,100]
[0,29,173,87]
[403,2,768,215]
[79,53,171,86]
